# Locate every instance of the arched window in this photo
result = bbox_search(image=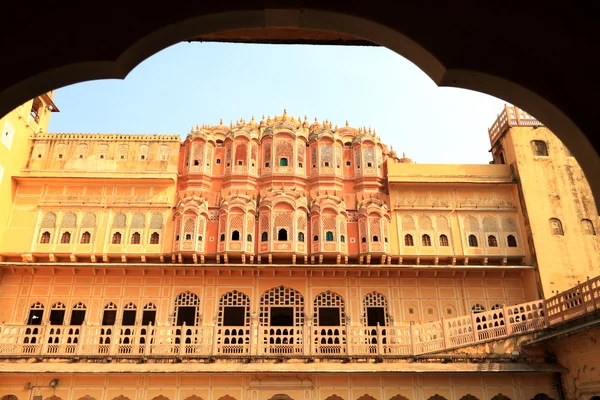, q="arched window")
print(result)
[439,234,449,246]
[27,302,44,325]
[217,290,251,326]
[471,304,486,313]
[468,234,478,247]
[131,232,141,244]
[404,234,414,246]
[279,158,288,167]
[80,231,91,244]
[174,291,201,326]
[531,140,548,156]
[247,234,252,242]
[185,233,192,240]
[422,234,431,246]
[488,235,498,247]
[198,235,203,241]
[507,235,517,247]
[150,232,160,244]
[314,235,319,241]
[372,235,379,242]
[298,232,305,242]
[70,302,87,325]
[261,232,268,242]
[325,231,334,241]
[340,235,345,243]
[361,237,366,243]
[278,228,287,241]
[40,231,51,243]
[112,232,122,244]
[60,231,71,244]
[549,218,564,235]
[49,302,66,325]
[363,291,389,326]
[220,233,225,241]
[313,290,346,326]
[231,230,240,241]
[581,218,596,235]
